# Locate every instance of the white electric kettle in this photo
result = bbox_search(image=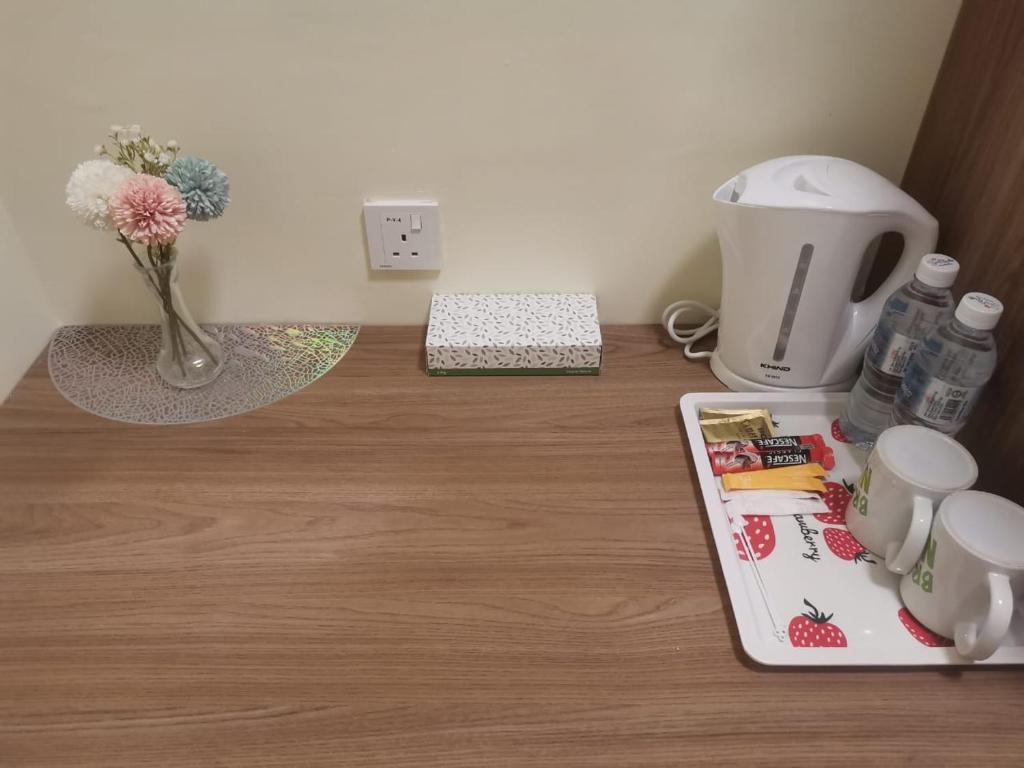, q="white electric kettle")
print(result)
[710,156,937,391]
